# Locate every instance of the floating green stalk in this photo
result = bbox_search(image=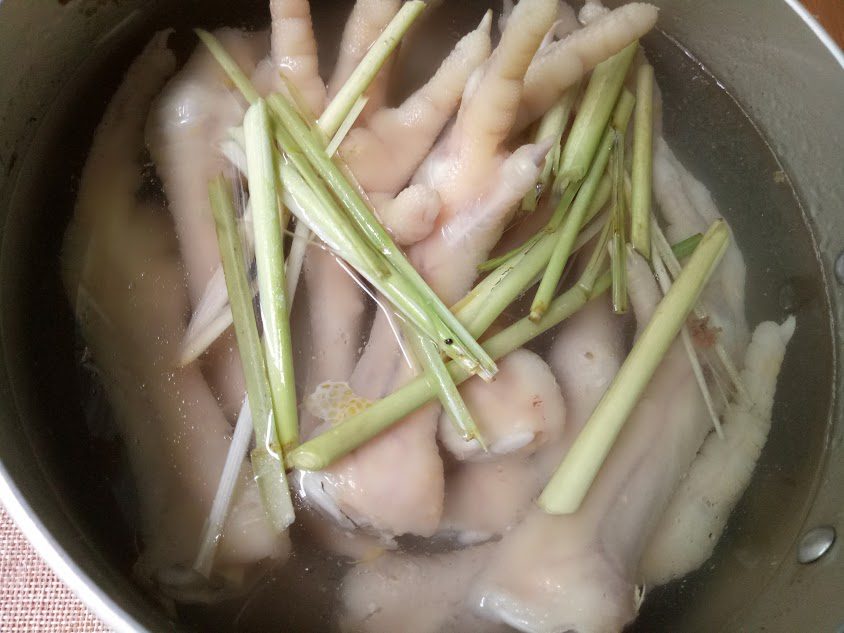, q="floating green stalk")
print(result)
[530,91,635,322]
[208,176,294,531]
[244,100,299,453]
[406,325,485,449]
[556,42,638,183]
[630,63,655,259]
[521,85,579,213]
[319,0,425,135]
[538,220,730,515]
